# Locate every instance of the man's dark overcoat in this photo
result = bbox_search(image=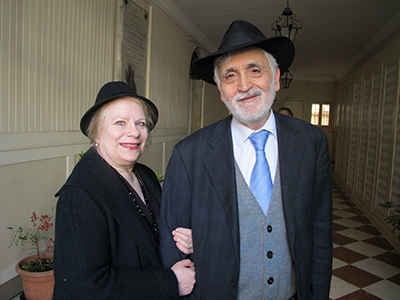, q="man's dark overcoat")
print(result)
[159,112,333,300]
